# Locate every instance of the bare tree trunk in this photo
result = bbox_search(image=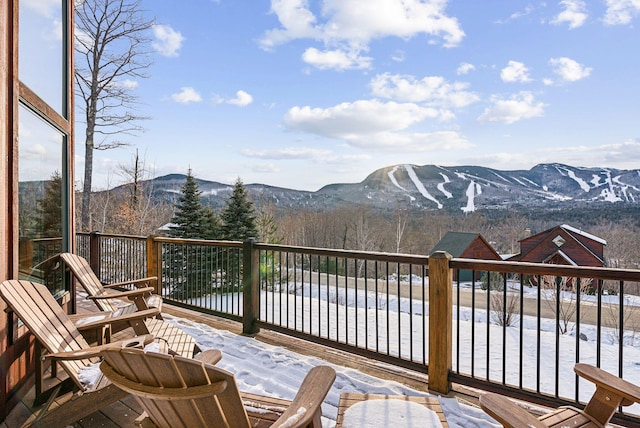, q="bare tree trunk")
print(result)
[81,129,94,230]
[75,0,154,231]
